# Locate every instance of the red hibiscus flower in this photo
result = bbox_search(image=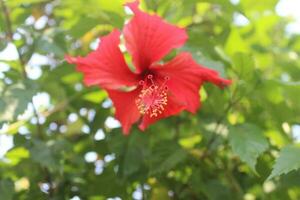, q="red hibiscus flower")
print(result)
[66,0,231,135]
